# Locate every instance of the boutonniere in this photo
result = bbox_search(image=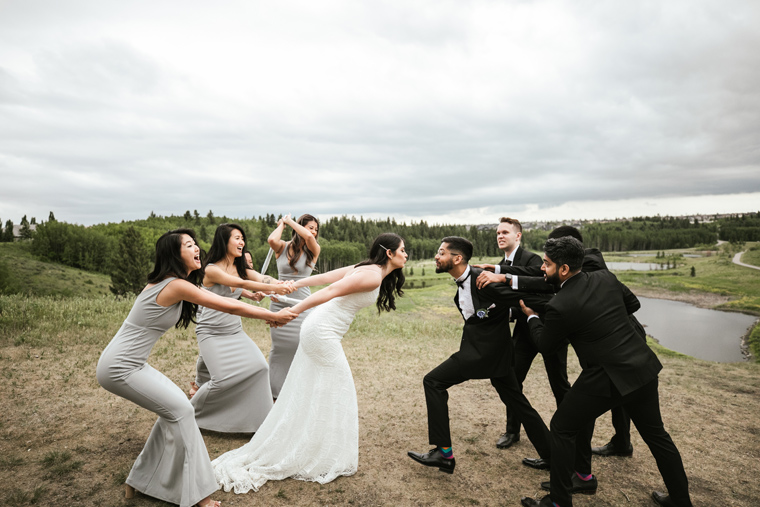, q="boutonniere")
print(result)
[476,304,497,319]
